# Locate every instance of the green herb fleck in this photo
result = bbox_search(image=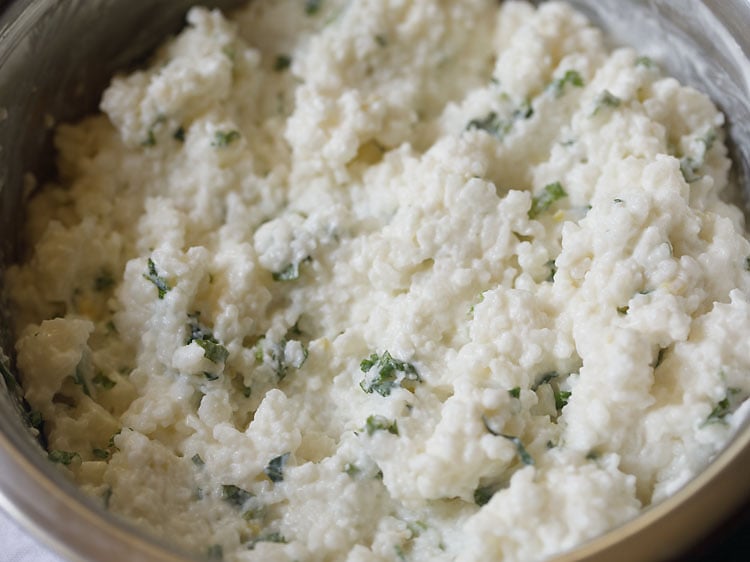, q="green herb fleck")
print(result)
[344,462,360,478]
[680,156,702,183]
[508,387,521,399]
[548,69,584,98]
[305,0,322,15]
[653,347,668,369]
[191,454,205,467]
[474,485,495,506]
[592,90,622,115]
[745,257,750,272]
[617,305,629,315]
[360,351,421,396]
[142,129,156,147]
[173,126,185,142]
[264,452,290,483]
[546,259,557,282]
[211,130,241,148]
[92,448,111,460]
[242,384,252,398]
[375,34,387,47]
[529,181,567,219]
[48,450,80,465]
[274,54,292,72]
[221,484,253,508]
[25,410,43,429]
[635,56,655,68]
[554,390,571,411]
[72,365,91,396]
[94,271,115,292]
[272,260,304,281]
[482,417,534,465]
[248,532,287,549]
[531,371,559,391]
[195,339,229,364]
[364,415,399,436]
[206,544,224,561]
[143,258,171,299]
[92,372,116,390]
